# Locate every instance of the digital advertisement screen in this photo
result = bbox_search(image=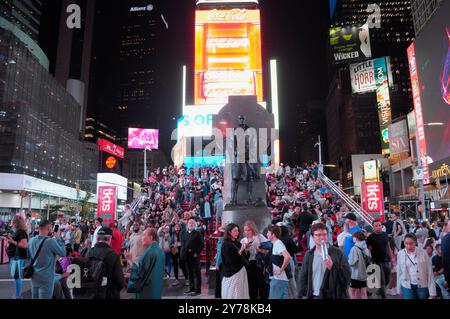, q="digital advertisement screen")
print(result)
[128,128,159,150]
[412,0,450,180]
[195,8,263,105]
